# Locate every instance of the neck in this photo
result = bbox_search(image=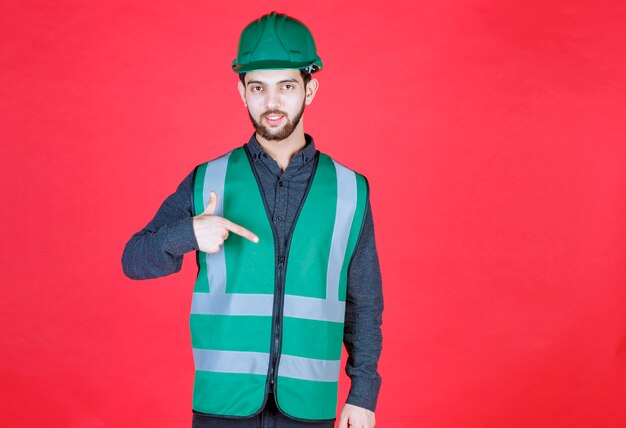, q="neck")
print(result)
[256,122,307,172]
